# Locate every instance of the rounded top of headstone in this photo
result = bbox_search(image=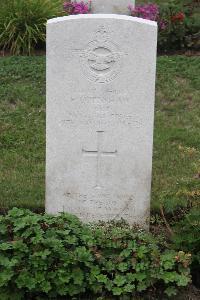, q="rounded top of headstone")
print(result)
[47,14,157,28]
